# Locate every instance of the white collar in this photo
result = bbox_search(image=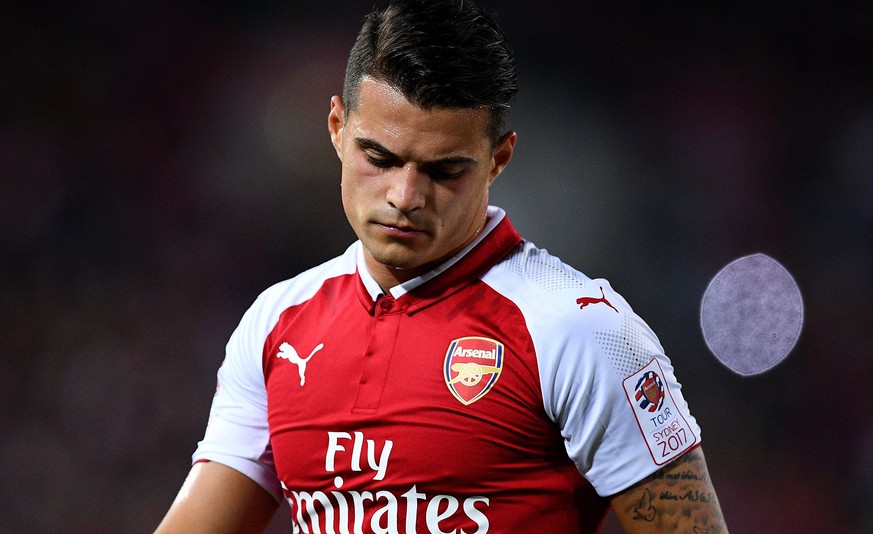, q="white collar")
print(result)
[356,205,507,301]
